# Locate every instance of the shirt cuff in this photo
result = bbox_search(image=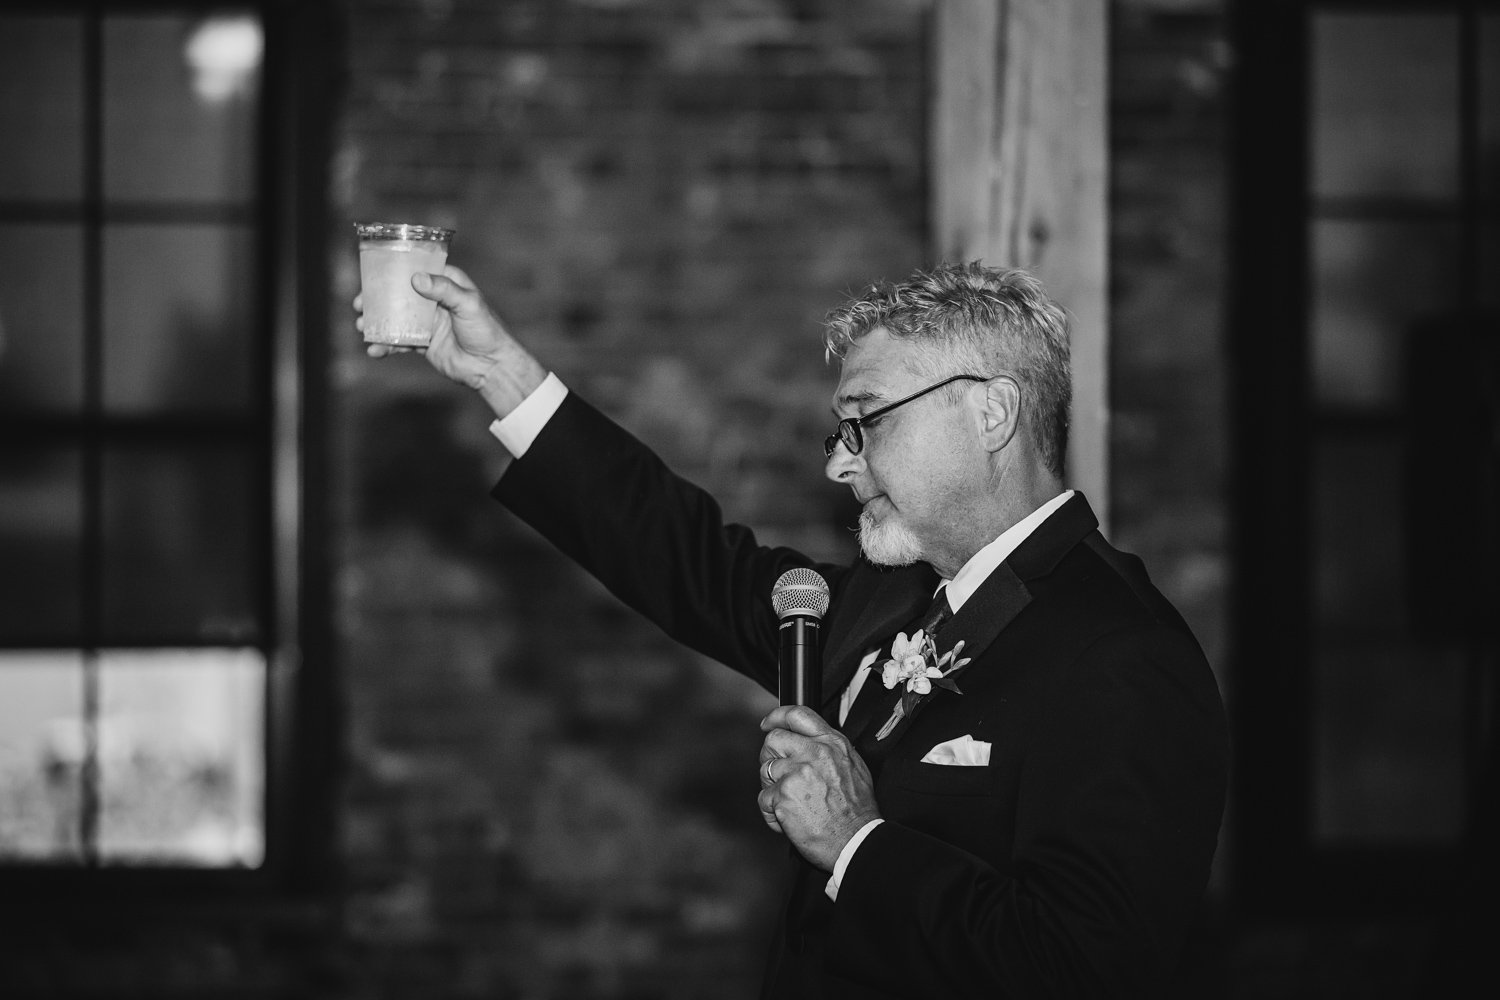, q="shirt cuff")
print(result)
[487,372,568,457]
[824,818,884,902]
